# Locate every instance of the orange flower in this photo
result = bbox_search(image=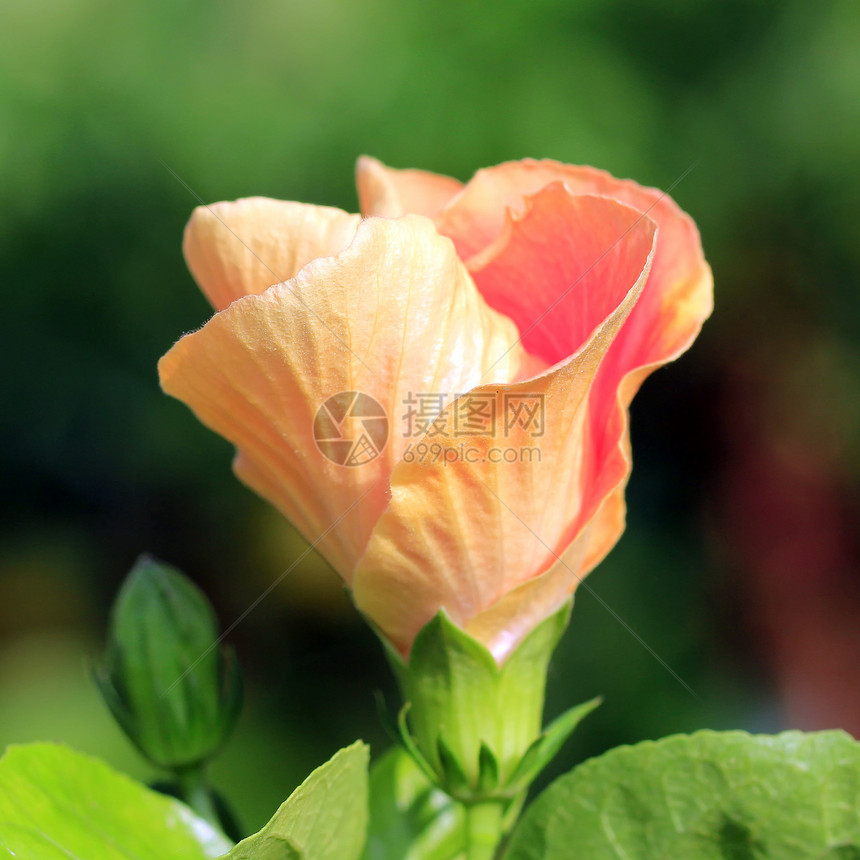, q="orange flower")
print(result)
[159,158,712,663]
